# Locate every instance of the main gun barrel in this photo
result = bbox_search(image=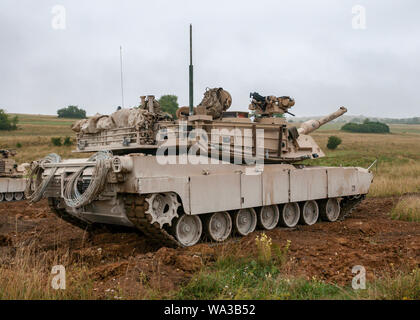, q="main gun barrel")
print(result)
[298,107,347,135]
